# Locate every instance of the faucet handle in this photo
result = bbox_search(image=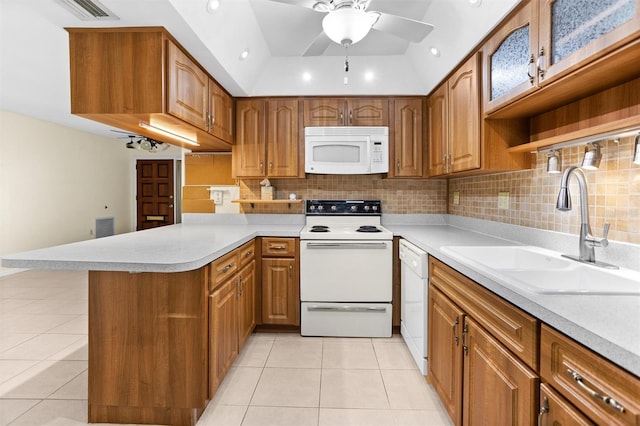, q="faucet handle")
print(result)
[591,223,610,248]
